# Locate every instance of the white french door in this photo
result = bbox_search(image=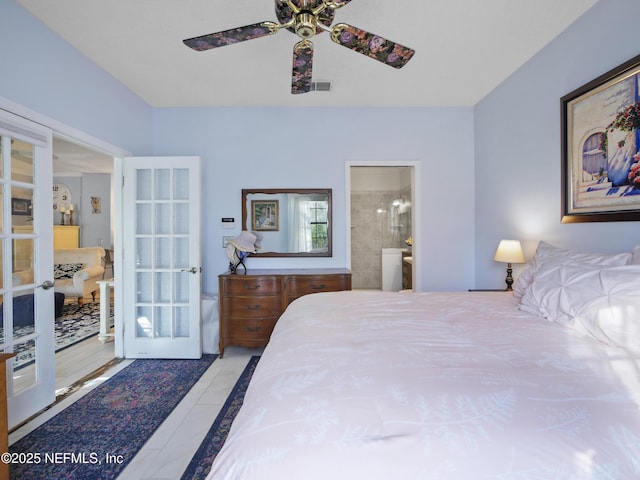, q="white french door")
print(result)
[122,157,202,359]
[0,110,55,428]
